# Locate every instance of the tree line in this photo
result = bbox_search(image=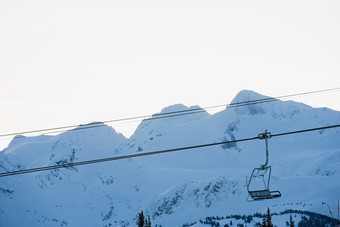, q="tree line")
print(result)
[137,208,340,226]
